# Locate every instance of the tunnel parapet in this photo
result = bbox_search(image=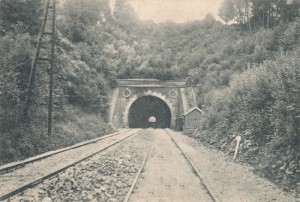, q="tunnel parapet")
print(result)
[109,79,193,130]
